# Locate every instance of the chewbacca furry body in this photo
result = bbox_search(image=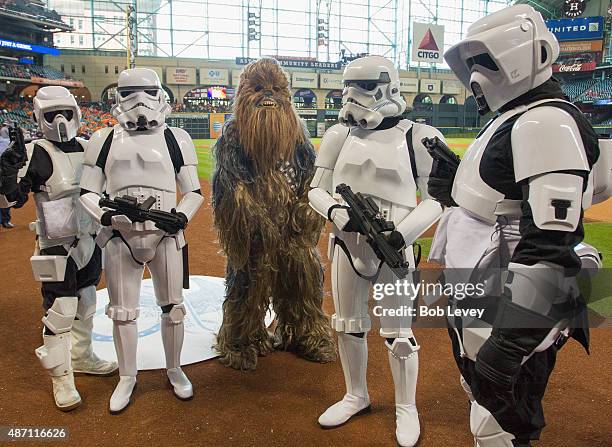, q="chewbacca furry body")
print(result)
[212,59,336,370]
